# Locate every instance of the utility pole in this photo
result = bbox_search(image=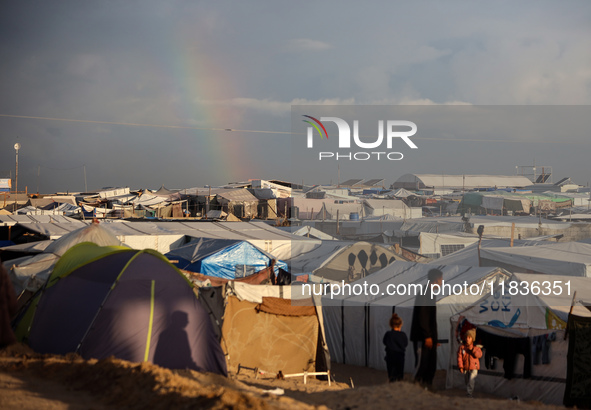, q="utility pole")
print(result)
[14,142,20,210]
[84,165,88,193]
